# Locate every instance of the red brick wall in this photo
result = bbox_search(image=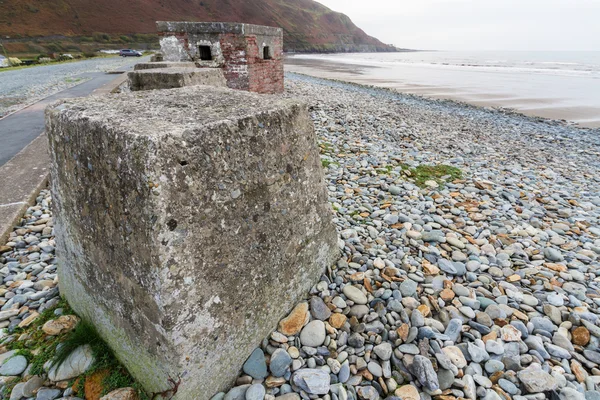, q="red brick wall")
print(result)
[246,36,284,94]
[219,33,251,91]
